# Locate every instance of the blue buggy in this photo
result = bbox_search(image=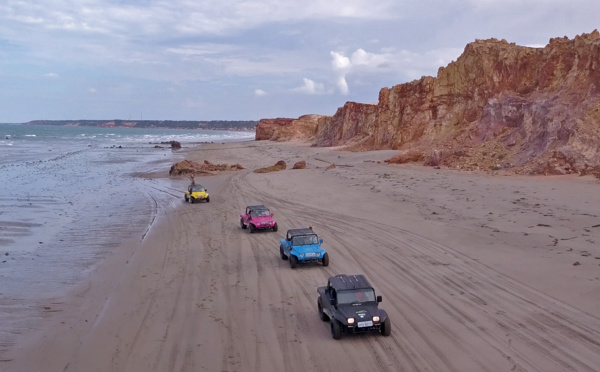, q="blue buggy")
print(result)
[279,228,329,269]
